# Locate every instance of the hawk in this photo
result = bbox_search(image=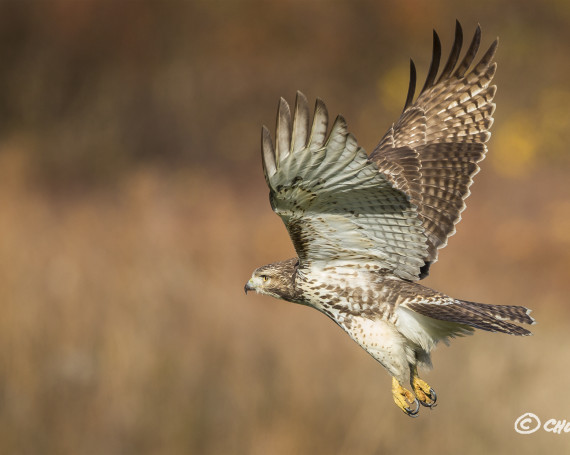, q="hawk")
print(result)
[244,22,534,417]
